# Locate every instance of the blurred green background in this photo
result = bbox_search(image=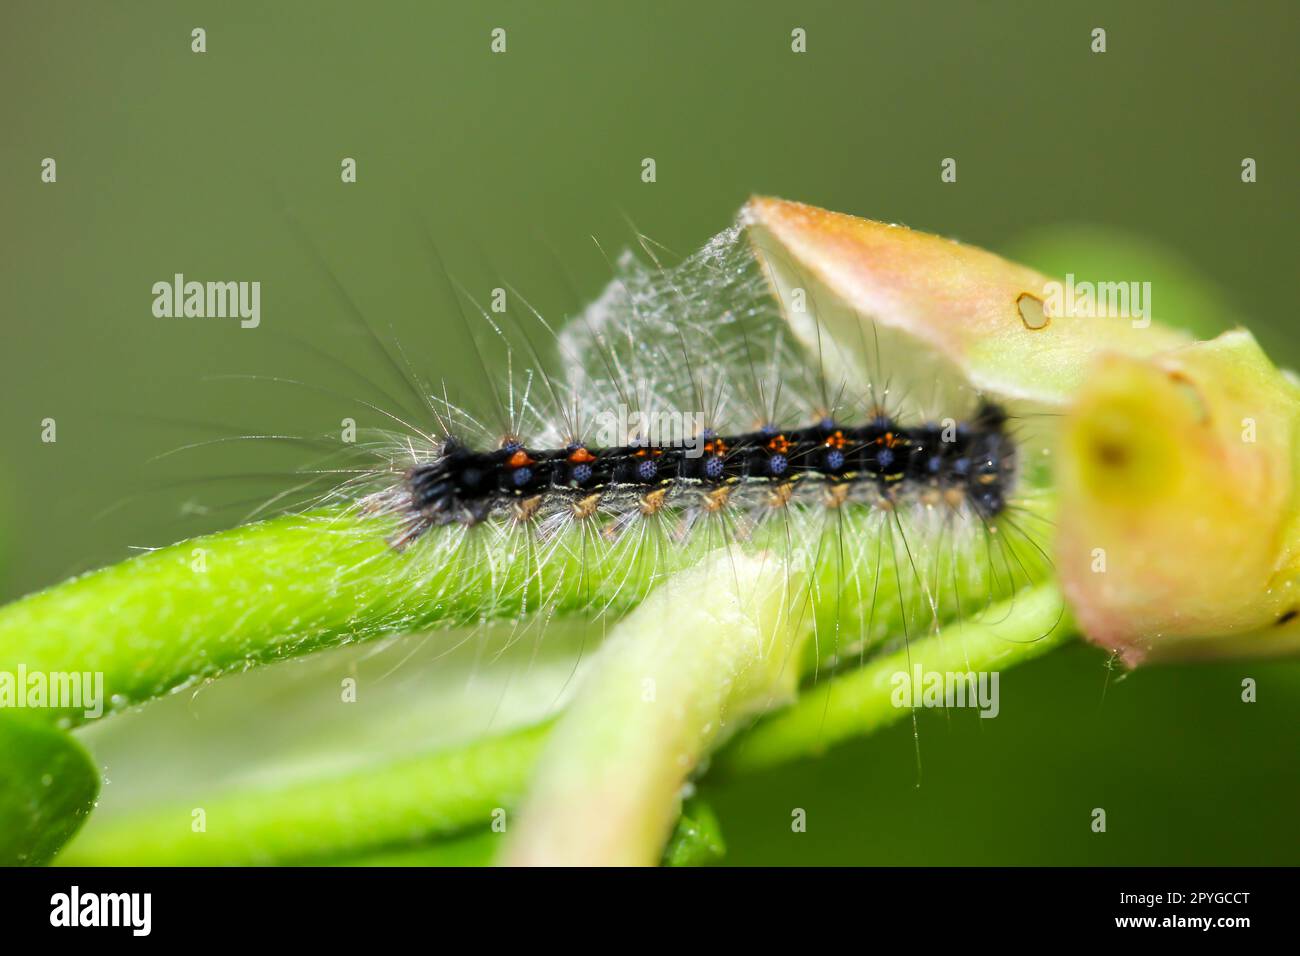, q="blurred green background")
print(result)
[2,1,1297,864]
